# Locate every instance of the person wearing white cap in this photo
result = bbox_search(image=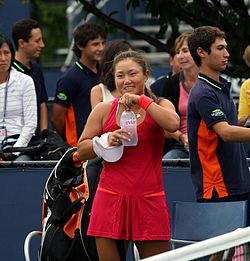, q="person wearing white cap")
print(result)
[77,50,180,260]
